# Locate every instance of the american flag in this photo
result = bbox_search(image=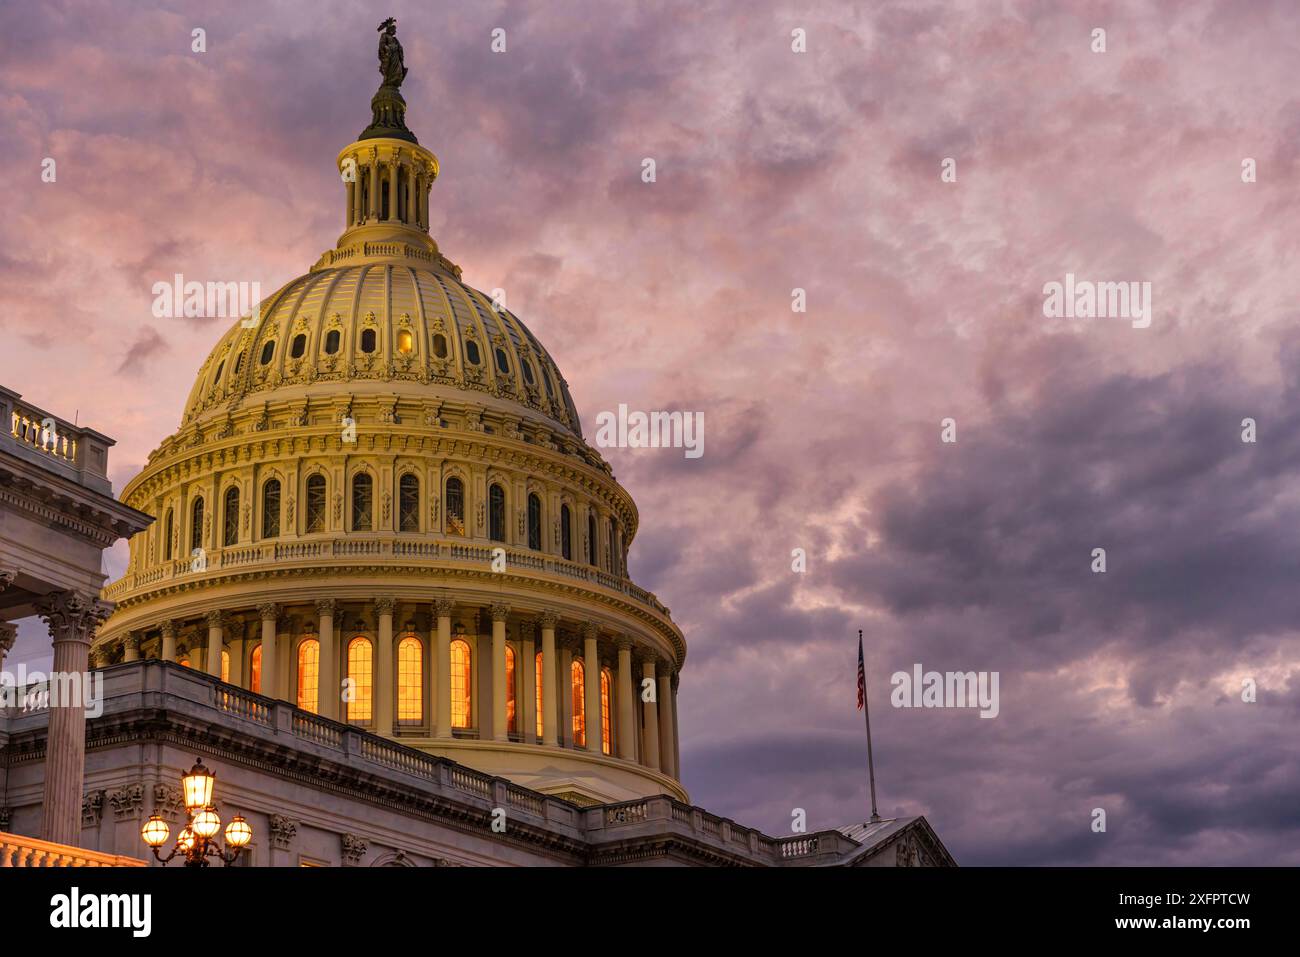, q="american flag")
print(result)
[856,630,866,711]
